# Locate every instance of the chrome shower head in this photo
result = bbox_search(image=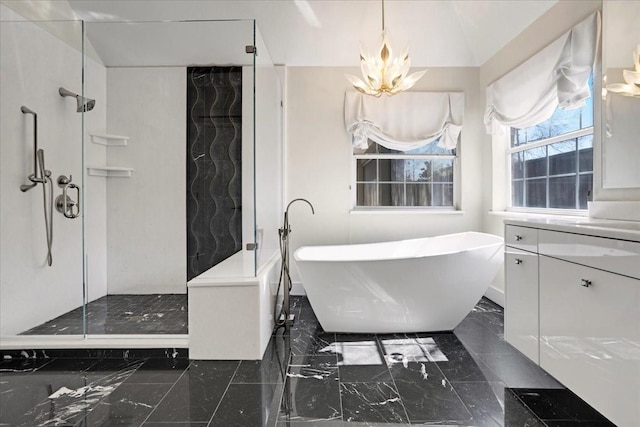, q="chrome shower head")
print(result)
[59,87,95,112]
